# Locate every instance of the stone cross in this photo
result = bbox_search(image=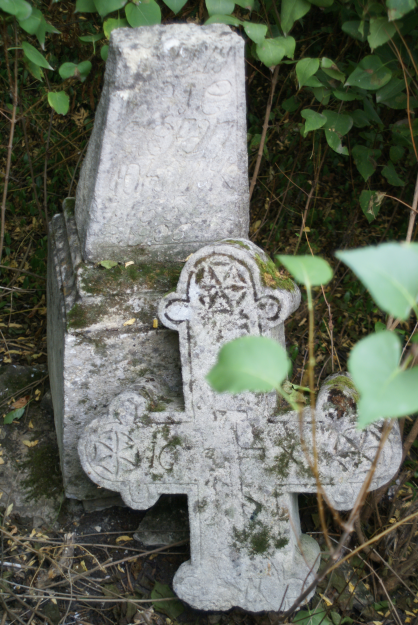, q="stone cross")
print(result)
[78,240,402,612]
[75,24,248,263]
